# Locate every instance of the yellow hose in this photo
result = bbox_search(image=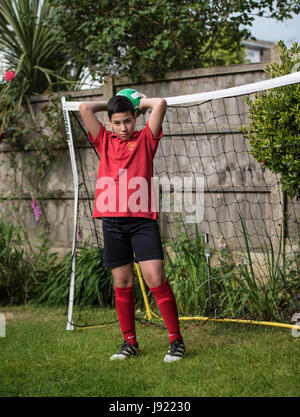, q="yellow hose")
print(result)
[75,316,300,331]
[134,260,159,320]
[75,259,300,332]
[178,316,300,330]
[134,260,300,331]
